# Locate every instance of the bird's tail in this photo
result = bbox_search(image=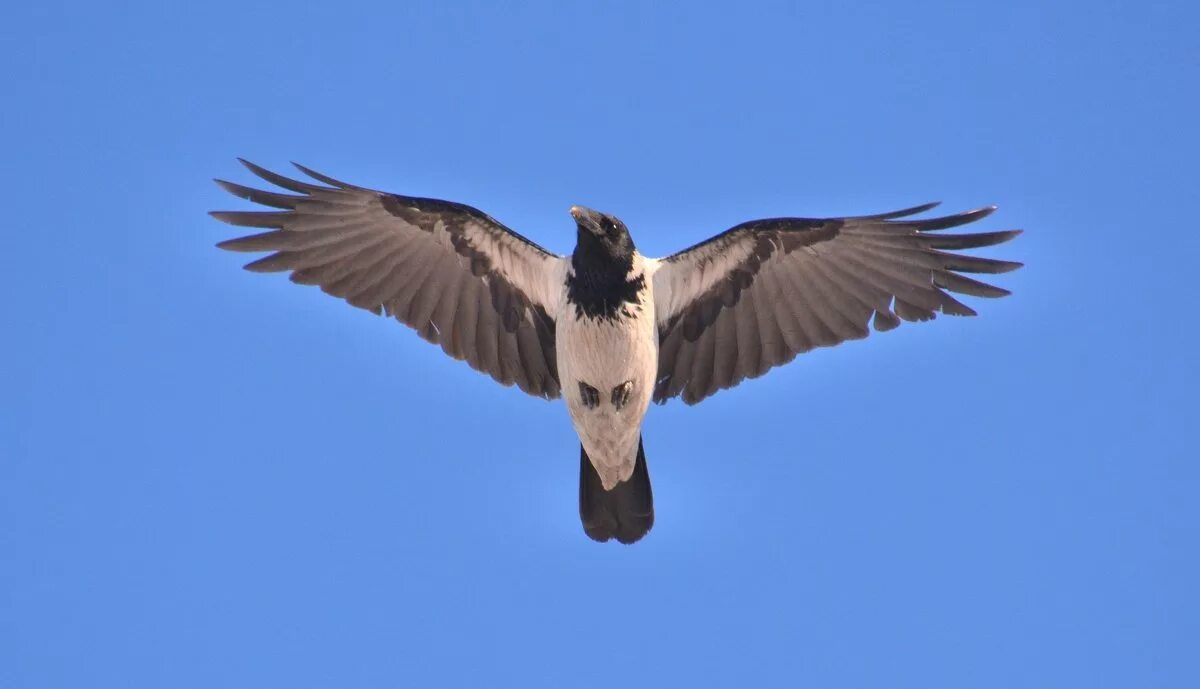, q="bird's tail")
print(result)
[579,437,654,544]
